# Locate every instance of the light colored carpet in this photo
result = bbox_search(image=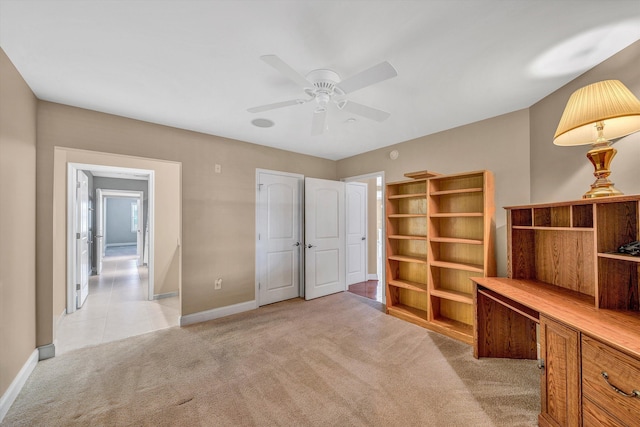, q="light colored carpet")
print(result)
[2,292,539,426]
